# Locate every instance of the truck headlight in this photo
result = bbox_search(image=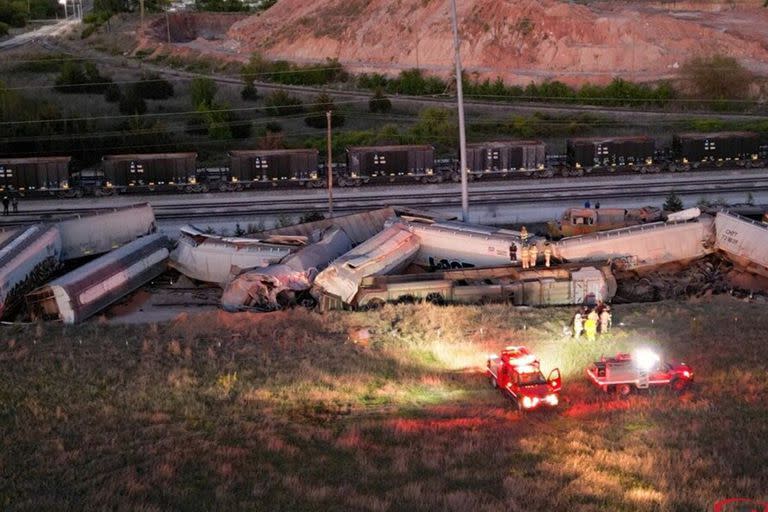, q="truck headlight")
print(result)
[545,394,558,406]
[522,396,539,409]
